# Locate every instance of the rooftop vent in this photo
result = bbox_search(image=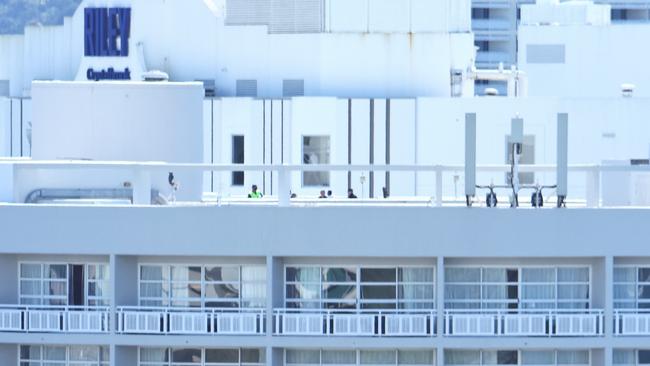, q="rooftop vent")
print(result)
[142,70,169,82]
